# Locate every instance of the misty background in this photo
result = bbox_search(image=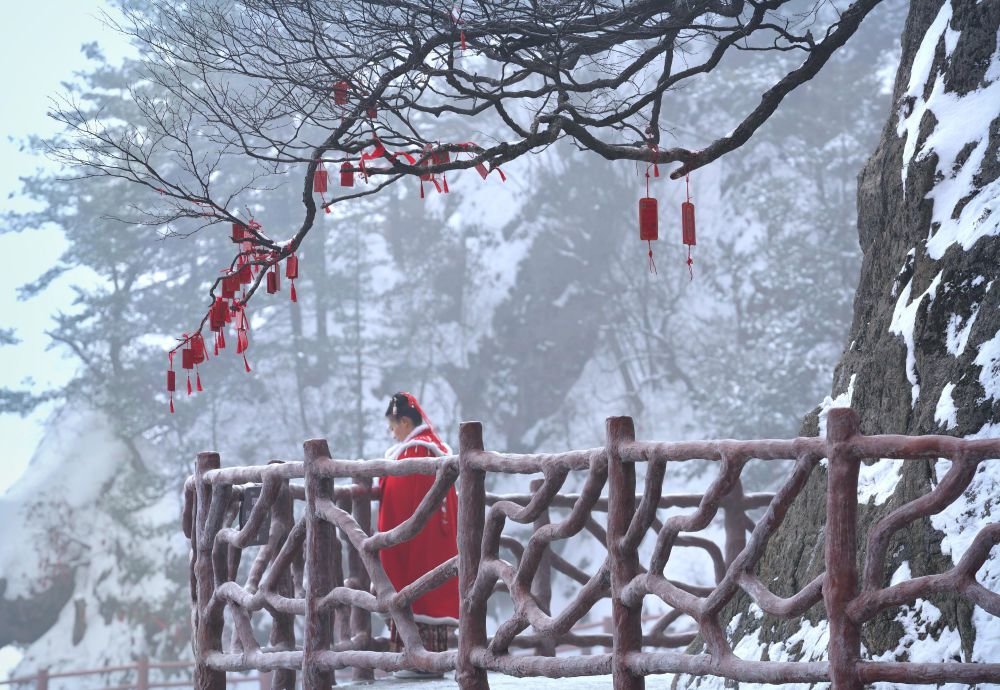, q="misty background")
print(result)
[0,0,906,681]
